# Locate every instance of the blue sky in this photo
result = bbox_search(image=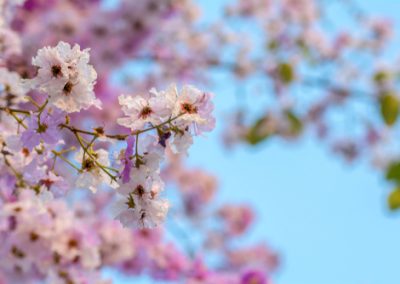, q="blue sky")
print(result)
[114,1,400,284]
[190,1,400,284]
